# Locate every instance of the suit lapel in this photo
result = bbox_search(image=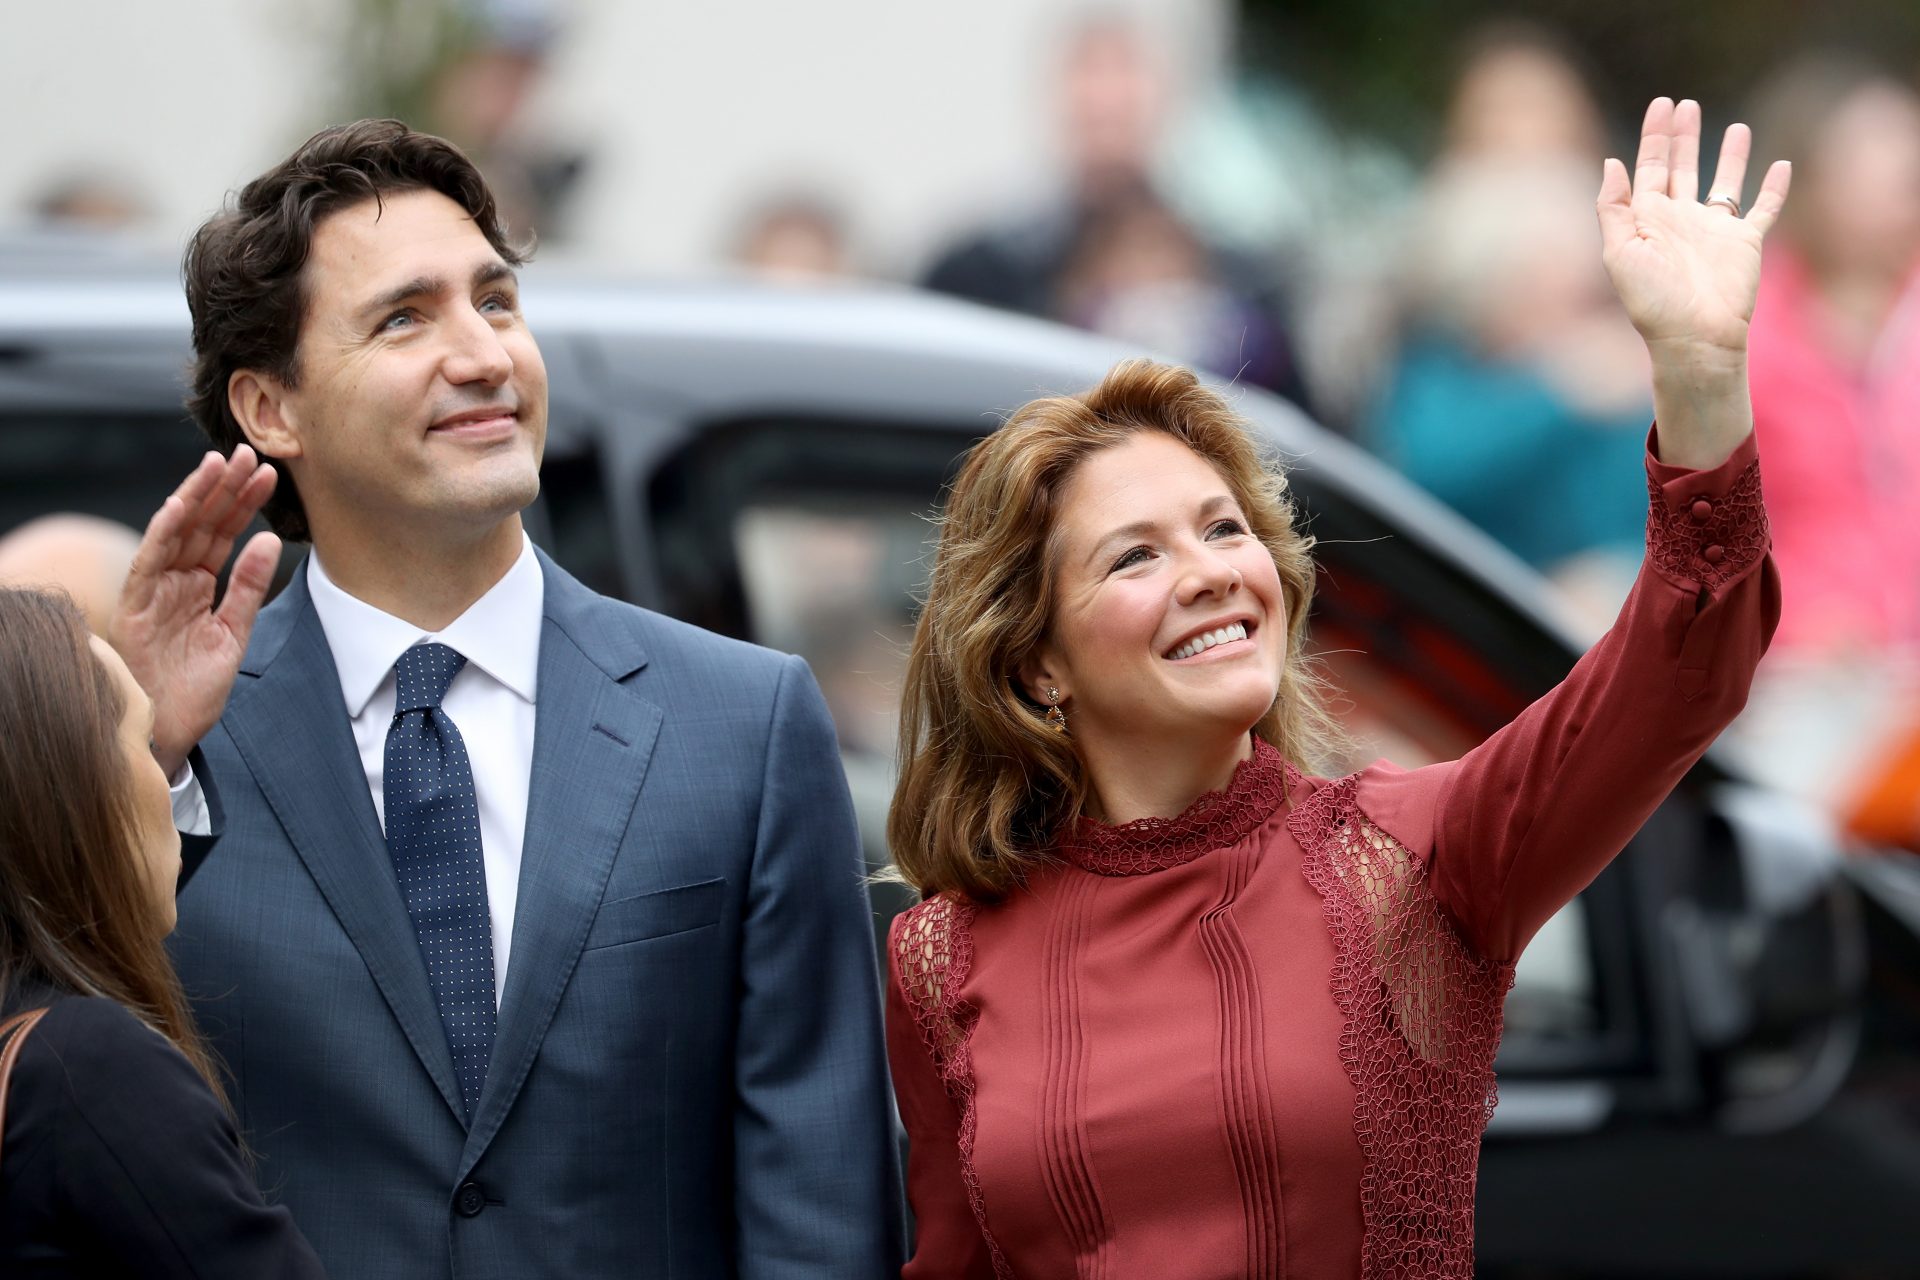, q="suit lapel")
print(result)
[224,567,467,1125]
[461,551,661,1172]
